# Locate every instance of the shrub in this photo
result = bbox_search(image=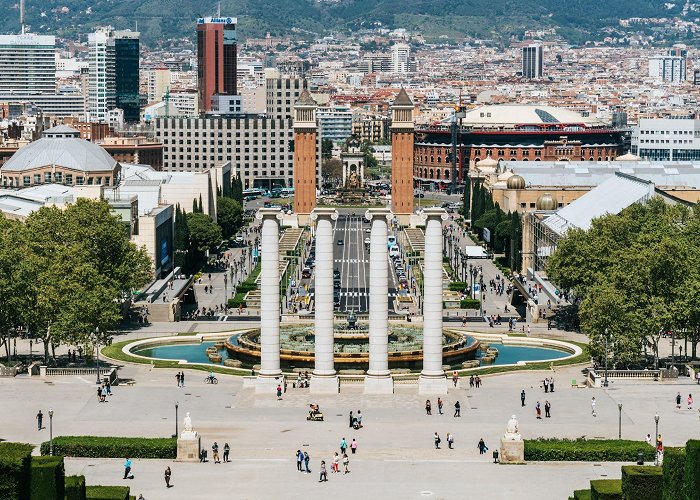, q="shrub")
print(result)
[621,465,662,500]
[448,282,467,291]
[524,438,656,462]
[684,440,700,500]
[460,298,481,309]
[30,456,64,500]
[39,437,176,459]
[590,479,622,500]
[85,486,130,500]
[0,442,33,500]
[661,447,685,500]
[574,490,592,500]
[64,476,86,500]
[227,294,247,308]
